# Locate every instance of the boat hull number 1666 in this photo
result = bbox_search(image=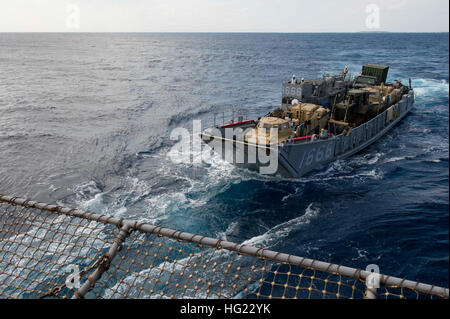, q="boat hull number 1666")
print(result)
[297,145,334,170]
